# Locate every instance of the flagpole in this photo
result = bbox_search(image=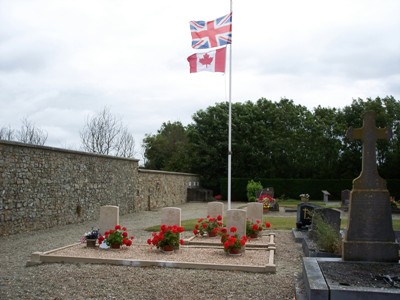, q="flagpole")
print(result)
[227,0,233,210]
